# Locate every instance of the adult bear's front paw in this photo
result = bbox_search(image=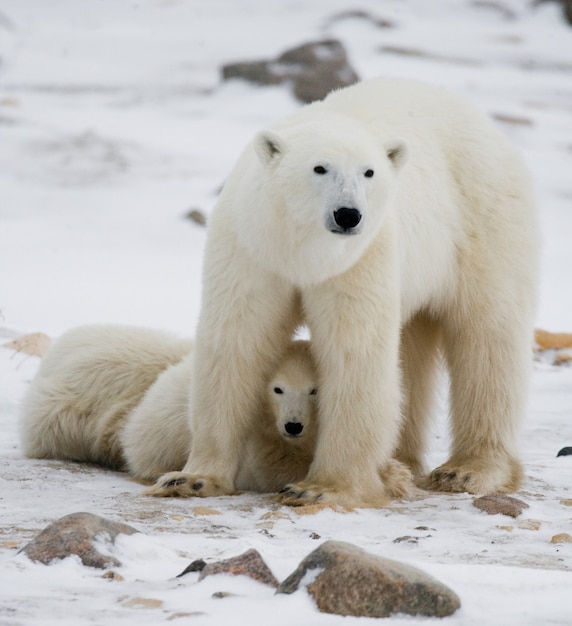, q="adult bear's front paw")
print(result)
[278,483,324,505]
[278,480,389,508]
[144,471,234,498]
